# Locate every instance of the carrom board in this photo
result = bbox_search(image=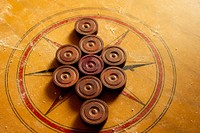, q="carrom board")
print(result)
[0,0,200,132]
